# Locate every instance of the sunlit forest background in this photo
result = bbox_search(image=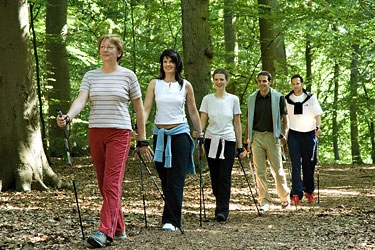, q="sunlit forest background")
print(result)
[25,0,375,165]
